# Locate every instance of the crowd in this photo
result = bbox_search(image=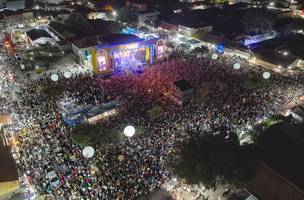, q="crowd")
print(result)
[1,51,304,200]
